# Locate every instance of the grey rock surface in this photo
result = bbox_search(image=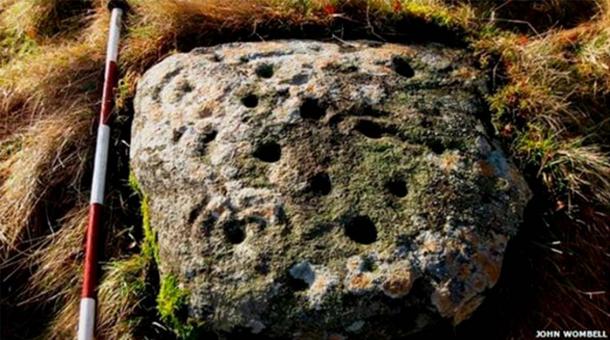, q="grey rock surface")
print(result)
[130,40,531,338]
